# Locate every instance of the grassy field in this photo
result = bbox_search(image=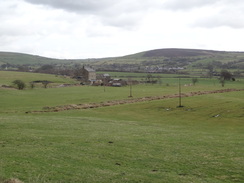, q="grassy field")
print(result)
[96,71,192,79]
[0,71,243,183]
[0,71,78,87]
